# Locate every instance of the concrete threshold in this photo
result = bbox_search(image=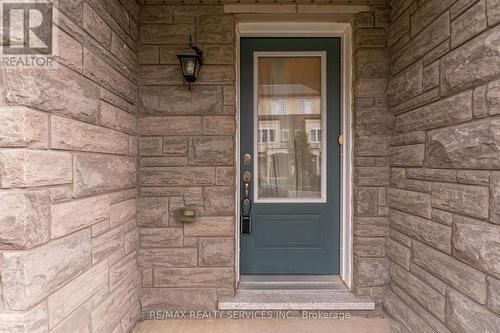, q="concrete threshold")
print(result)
[219,276,375,311]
